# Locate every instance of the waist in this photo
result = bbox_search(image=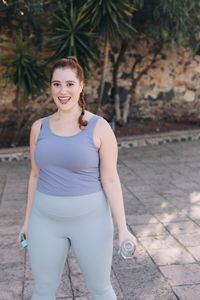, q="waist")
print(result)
[32,189,109,219]
[37,169,102,196]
